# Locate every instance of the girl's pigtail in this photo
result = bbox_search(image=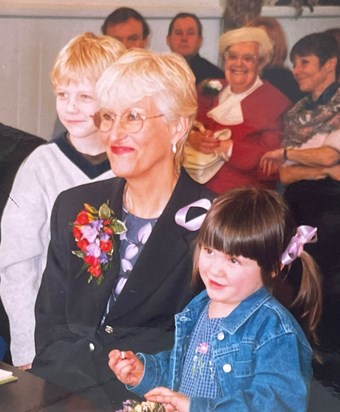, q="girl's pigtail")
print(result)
[291,250,323,357]
[279,225,323,361]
